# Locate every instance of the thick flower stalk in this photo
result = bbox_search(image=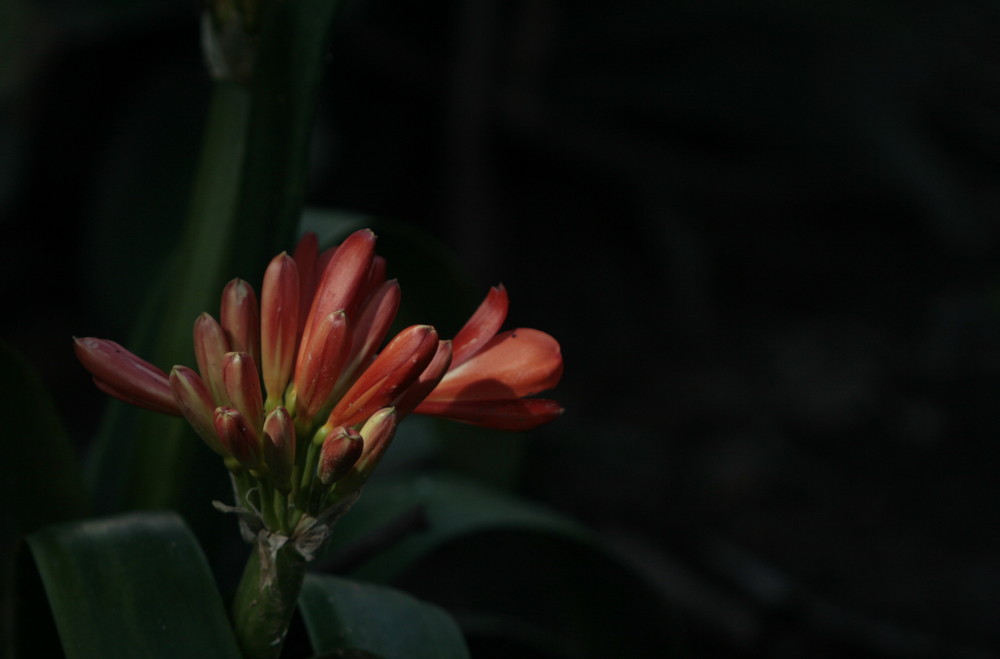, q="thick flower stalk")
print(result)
[75,229,562,544]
